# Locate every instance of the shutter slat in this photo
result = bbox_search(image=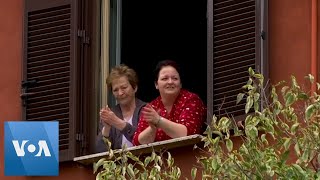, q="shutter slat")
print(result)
[27,113,69,121]
[27,92,69,102]
[28,61,69,72]
[28,46,70,58]
[29,35,70,46]
[213,0,256,118]
[27,51,70,63]
[25,2,72,155]
[29,81,69,92]
[27,97,69,109]
[27,108,69,119]
[214,54,255,66]
[27,102,69,114]
[28,40,69,52]
[28,56,69,67]
[28,67,70,78]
